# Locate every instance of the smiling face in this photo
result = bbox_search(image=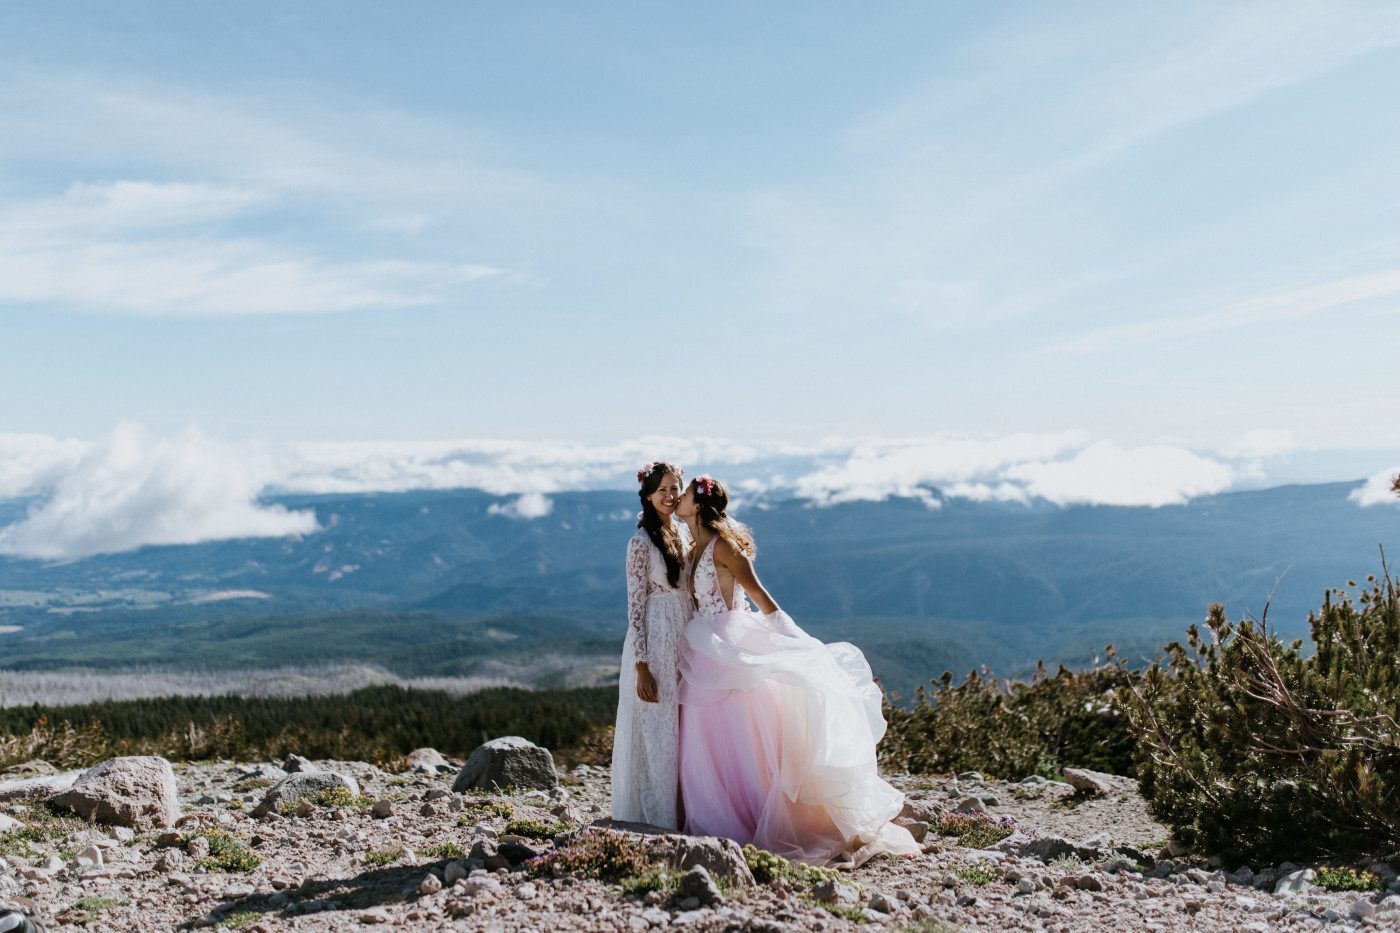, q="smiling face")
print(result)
[675,480,697,519]
[648,472,683,517]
